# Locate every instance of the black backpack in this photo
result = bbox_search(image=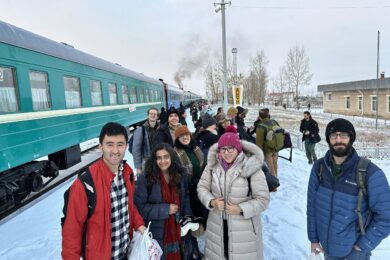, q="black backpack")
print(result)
[317,157,371,234]
[61,169,96,258]
[128,125,145,154]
